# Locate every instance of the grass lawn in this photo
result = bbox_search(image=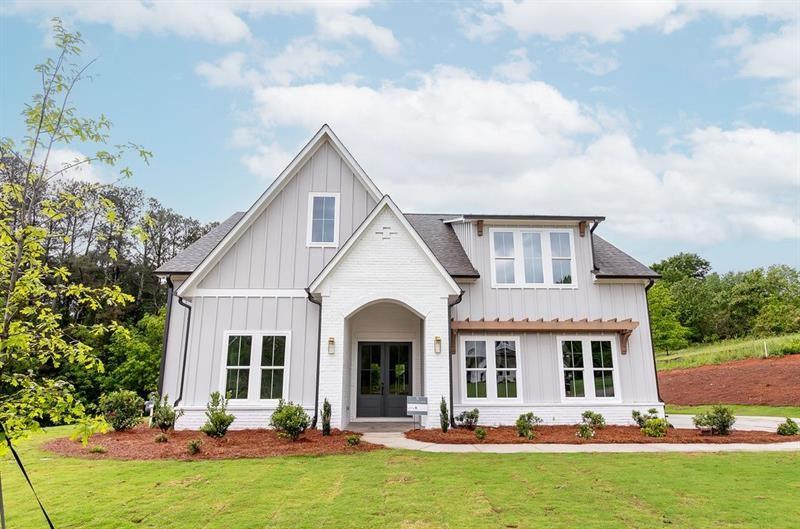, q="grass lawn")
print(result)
[656,333,800,371]
[4,427,800,529]
[666,404,800,418]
